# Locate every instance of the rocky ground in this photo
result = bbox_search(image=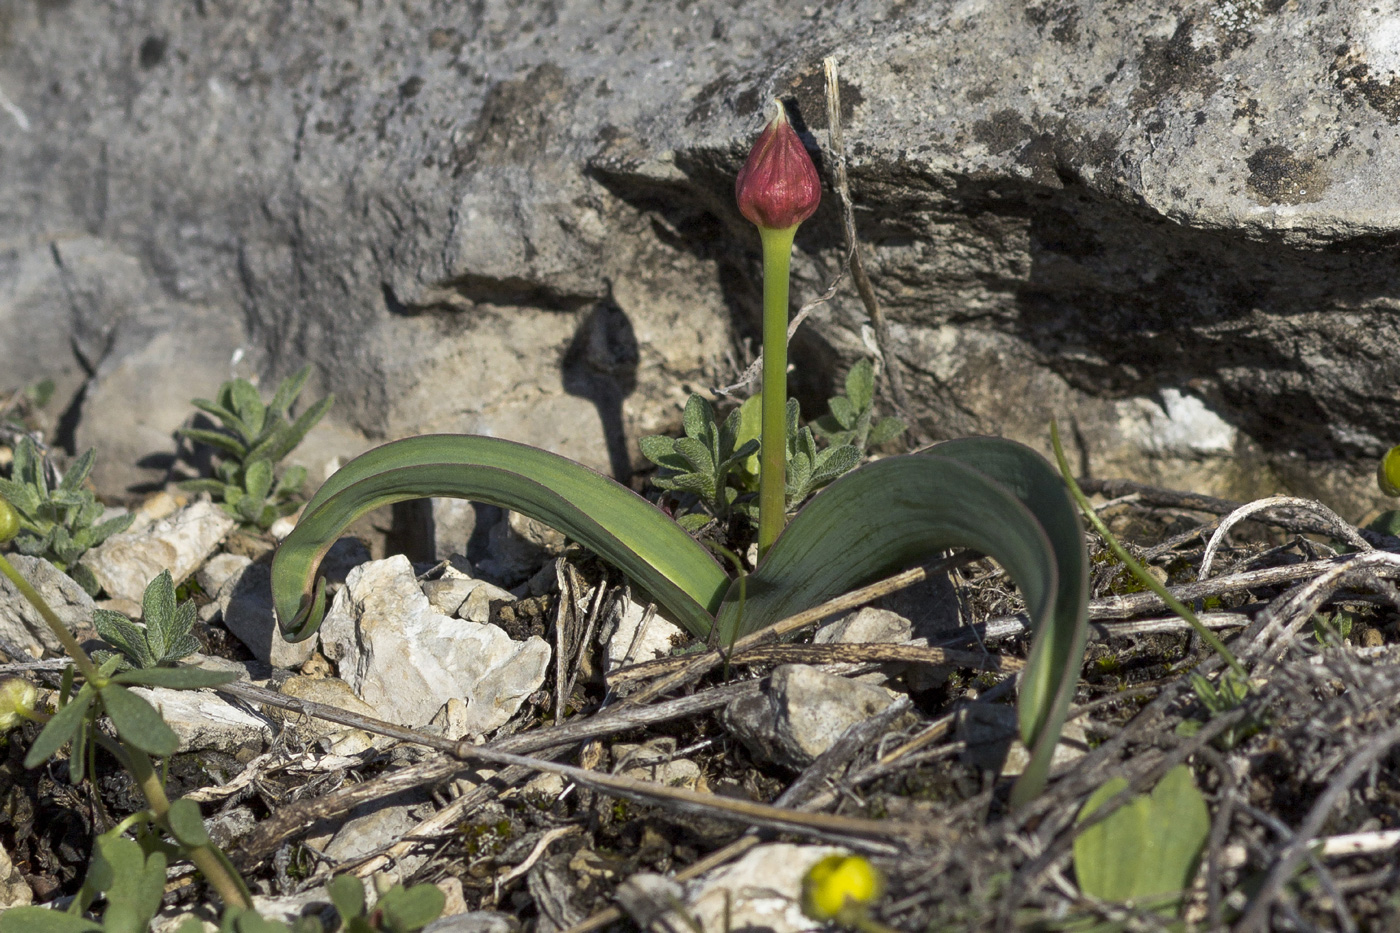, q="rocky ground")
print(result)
[1,424,1399,932]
